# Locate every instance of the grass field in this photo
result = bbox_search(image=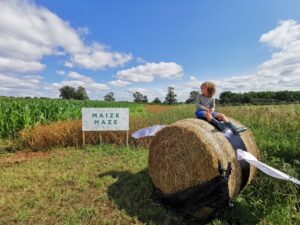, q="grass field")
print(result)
[0,104,299,224]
